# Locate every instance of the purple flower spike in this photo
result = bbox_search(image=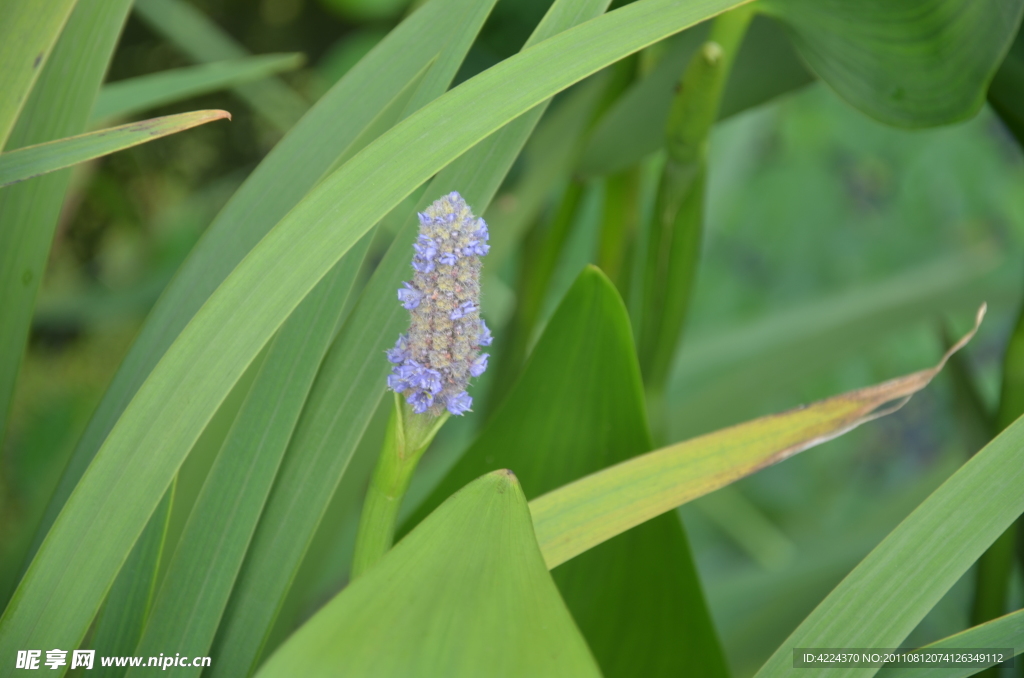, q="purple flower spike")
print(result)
[446,391,473,415]
[387,191,492,416]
